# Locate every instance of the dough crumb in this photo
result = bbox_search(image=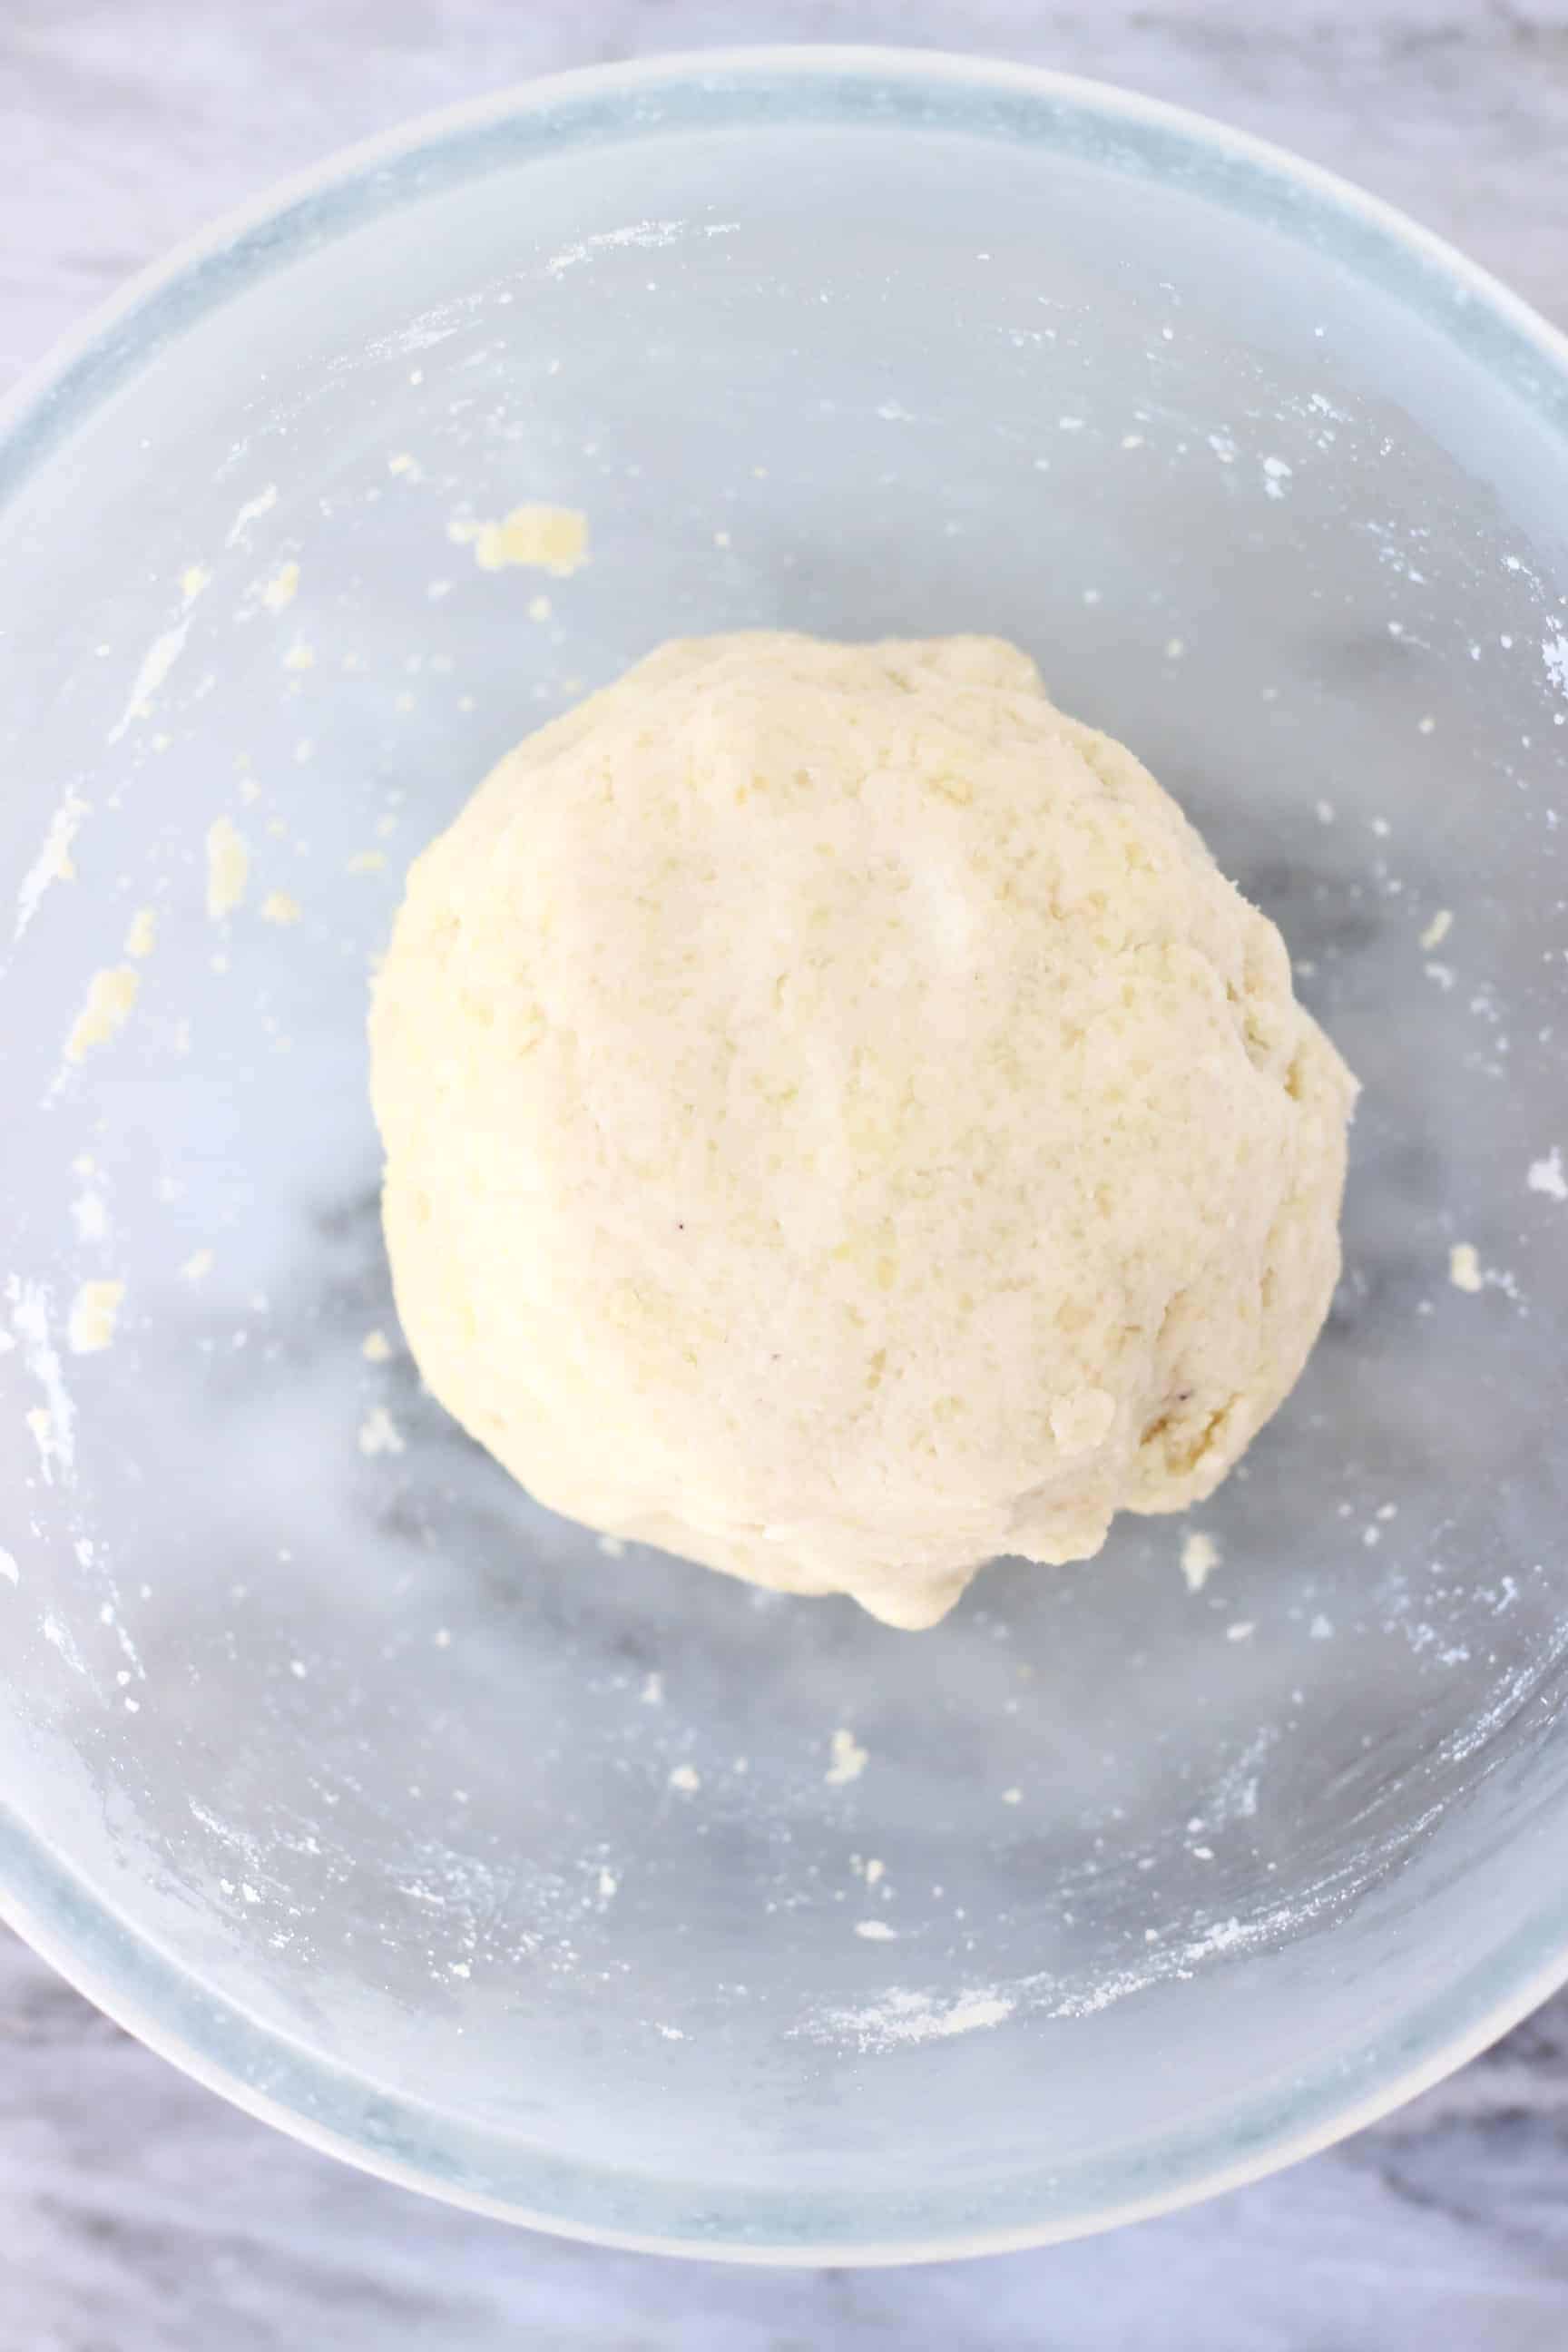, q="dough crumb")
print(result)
[65,965,139,1063]
[668,1762,701,1794]
[358,1405,405,1456]
[854,1919,898,1941]
[825,1728,869,1786]
[1448,1242,1485,1294]
[68,1279,124,1355]
[124,906,158,958]
[1527,1148,1566,1203]
[361,1328,393,1361]
[260,560,300,612]
[1418,908,1453,951]
[181,1248,215,1283]
[206,818,249,919]
[347,850,387,876]
[449,504,589,576]
[1181,1530,1220,1592]
[260,891,303,926]
[282,640,315,671]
